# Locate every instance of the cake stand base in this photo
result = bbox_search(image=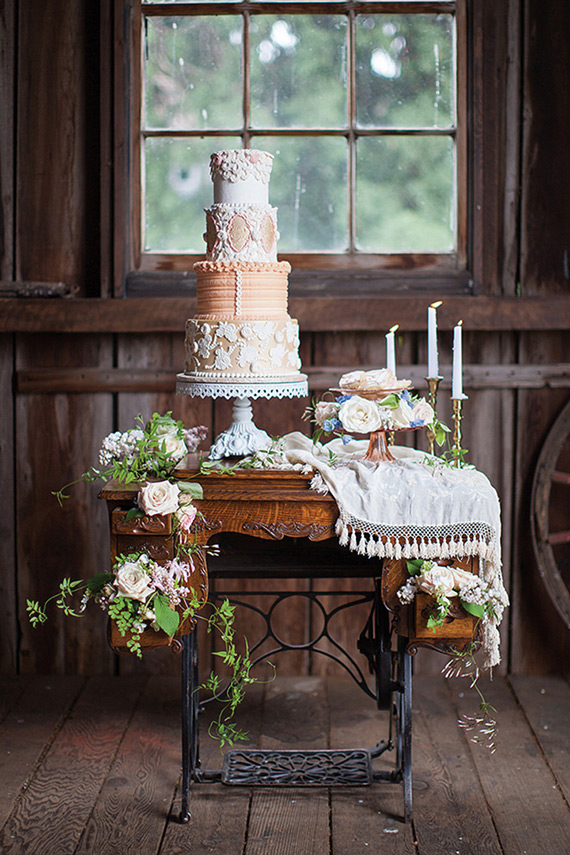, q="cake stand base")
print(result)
[175,373,308,460]
[364,430,396,463]
[209,397,272,460]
